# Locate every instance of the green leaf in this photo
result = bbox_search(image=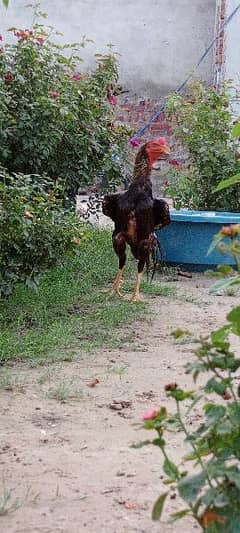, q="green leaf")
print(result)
[168,389,194,402]
[205,378,227,396]
[178,471,206,505]
[232,122,240,139]
[171,328,191,339]
[204,404,226,423]
[213,173,240,192]
[227,306,240,325]
[163,458,179,481]
[226,469,240,490]
[207,233,223,256]
[217,264,235,275]
[152,492,168,521]
[211,325,231,345]
[170,508,191,522]
[209,277,240,295]
[2,0,9,7]
[216,421,233,435]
